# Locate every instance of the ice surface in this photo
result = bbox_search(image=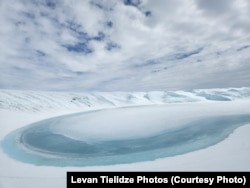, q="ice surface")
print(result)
[1,87,250,112]
[2,105,250,167]
[1,88,250,188]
